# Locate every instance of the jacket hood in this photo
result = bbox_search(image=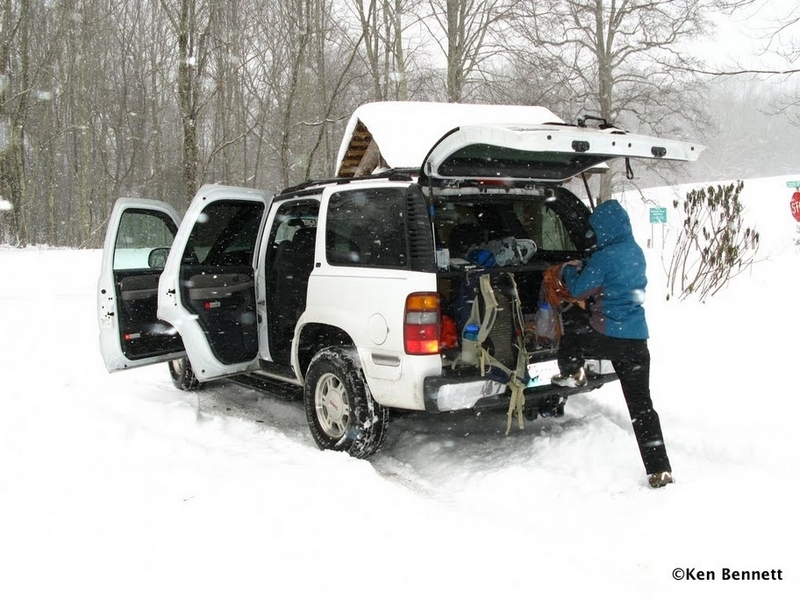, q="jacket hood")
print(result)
[589,199,634,249]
